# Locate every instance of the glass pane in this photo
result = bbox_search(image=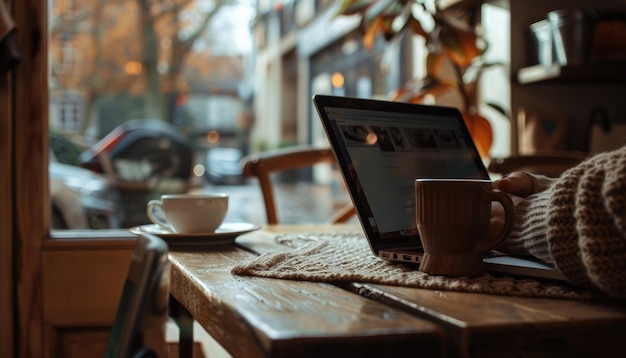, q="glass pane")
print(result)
[481,3,511,158]
[49,0,256,230]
